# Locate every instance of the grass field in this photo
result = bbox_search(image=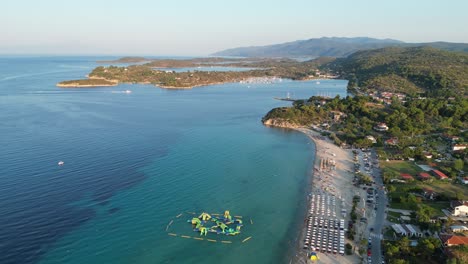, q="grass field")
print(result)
[387,211,402,222]
[380,161,468,199]
[381,160,467,215]
[380,160,423,175]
